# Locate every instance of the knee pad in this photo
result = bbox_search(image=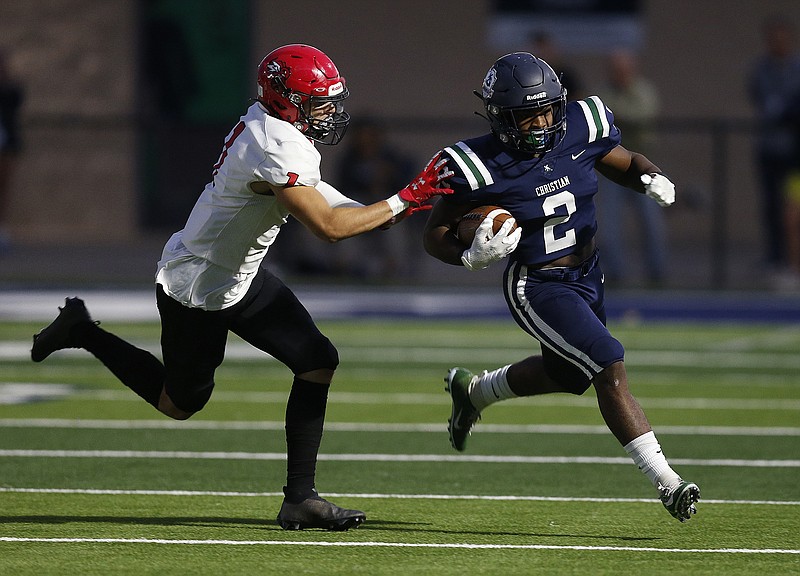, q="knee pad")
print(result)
[320,338,339,370]
[541,336,623,396]
[293,335,339,374]
[589,336,625,368]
